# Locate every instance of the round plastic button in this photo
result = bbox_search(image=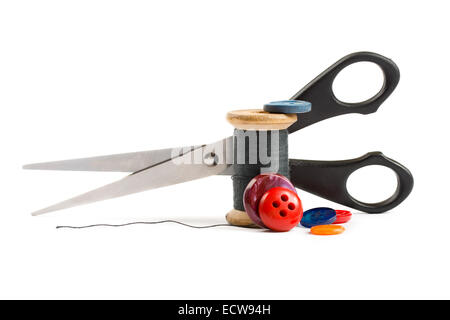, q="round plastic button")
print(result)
[310,225,345,235]
[258,187,303,232]
[263,100,312,114]
[333,210,352,224]
[299,207,336,228]
[243,173,297,228]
